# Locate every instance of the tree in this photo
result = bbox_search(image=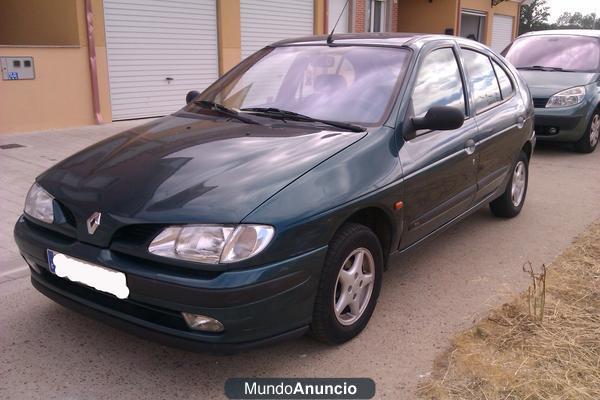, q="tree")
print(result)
[555,11,599,29]
[519,0,551,34]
